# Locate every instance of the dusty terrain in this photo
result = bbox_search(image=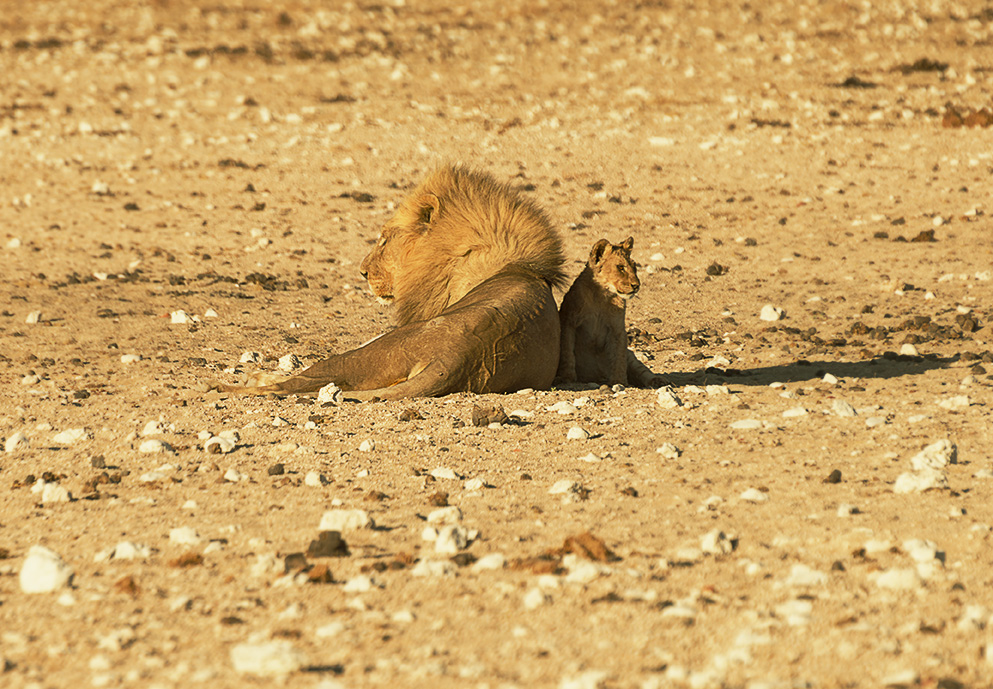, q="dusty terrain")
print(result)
[2,1,993,687]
